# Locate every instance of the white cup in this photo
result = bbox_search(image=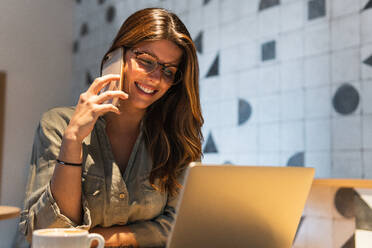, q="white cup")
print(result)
[32,228,105,248]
